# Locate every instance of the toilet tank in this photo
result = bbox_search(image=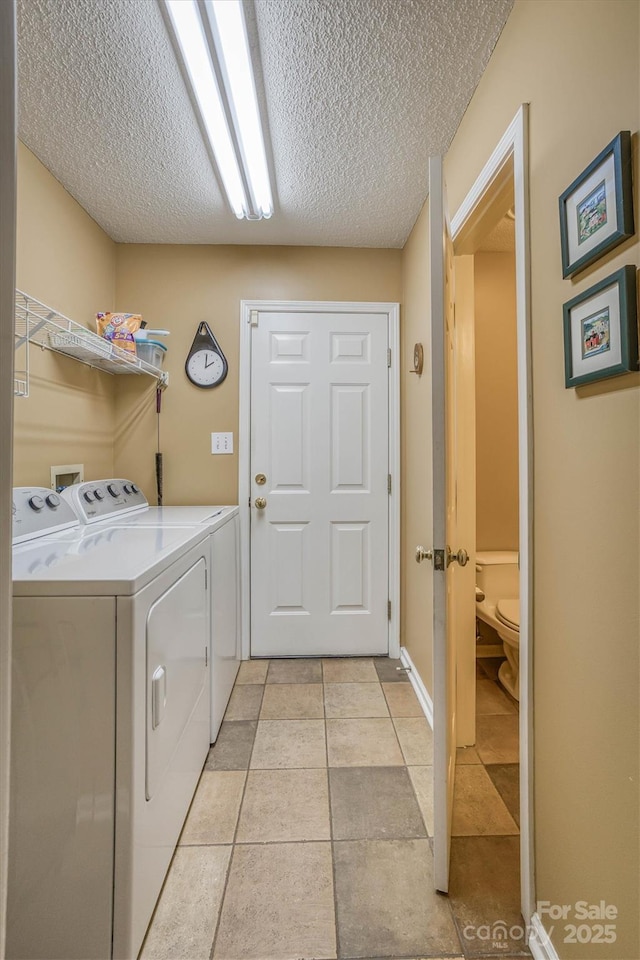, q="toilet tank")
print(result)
[476,551,519,599]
